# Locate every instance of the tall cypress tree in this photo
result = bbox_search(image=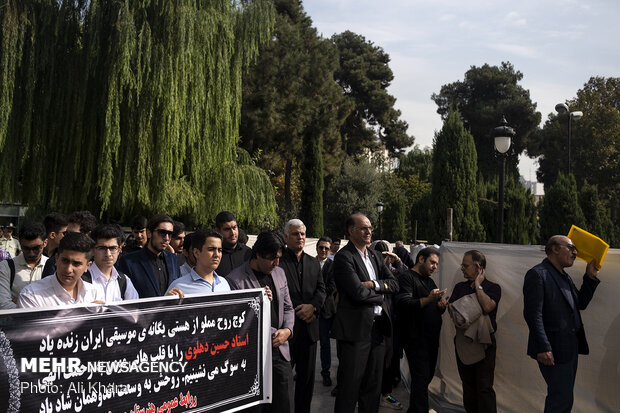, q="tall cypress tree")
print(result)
[0,0,277,226]
[431,108,485,242]
[579,181,615,245]
[299,116,324,237]
[539,172,586,241]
